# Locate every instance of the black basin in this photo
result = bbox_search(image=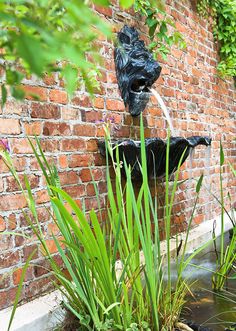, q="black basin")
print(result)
[98,136,211,179]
